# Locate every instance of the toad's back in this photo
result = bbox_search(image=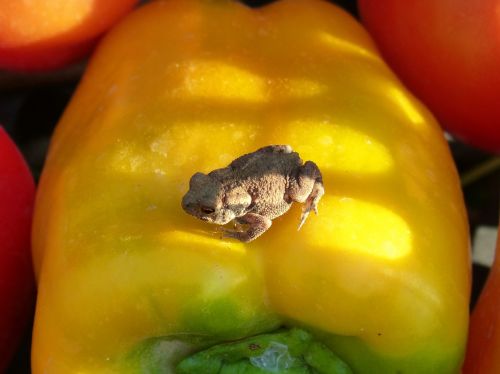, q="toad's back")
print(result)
[210,146,303,219]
